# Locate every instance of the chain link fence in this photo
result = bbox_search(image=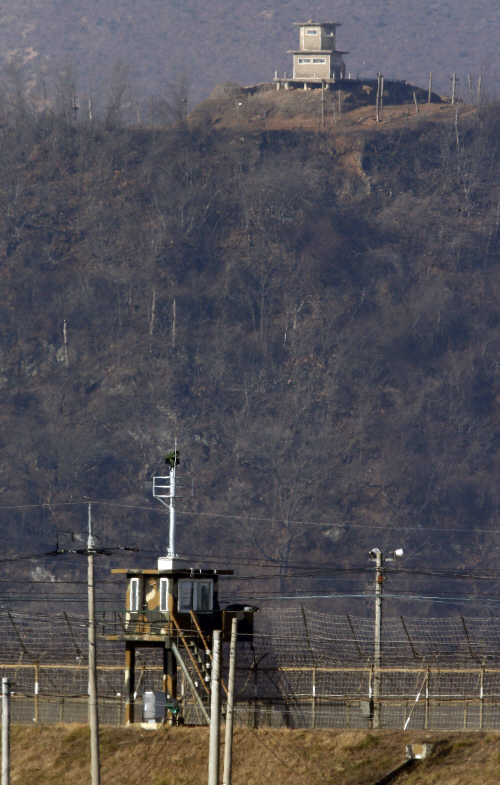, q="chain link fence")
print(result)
[1,608,500,729]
